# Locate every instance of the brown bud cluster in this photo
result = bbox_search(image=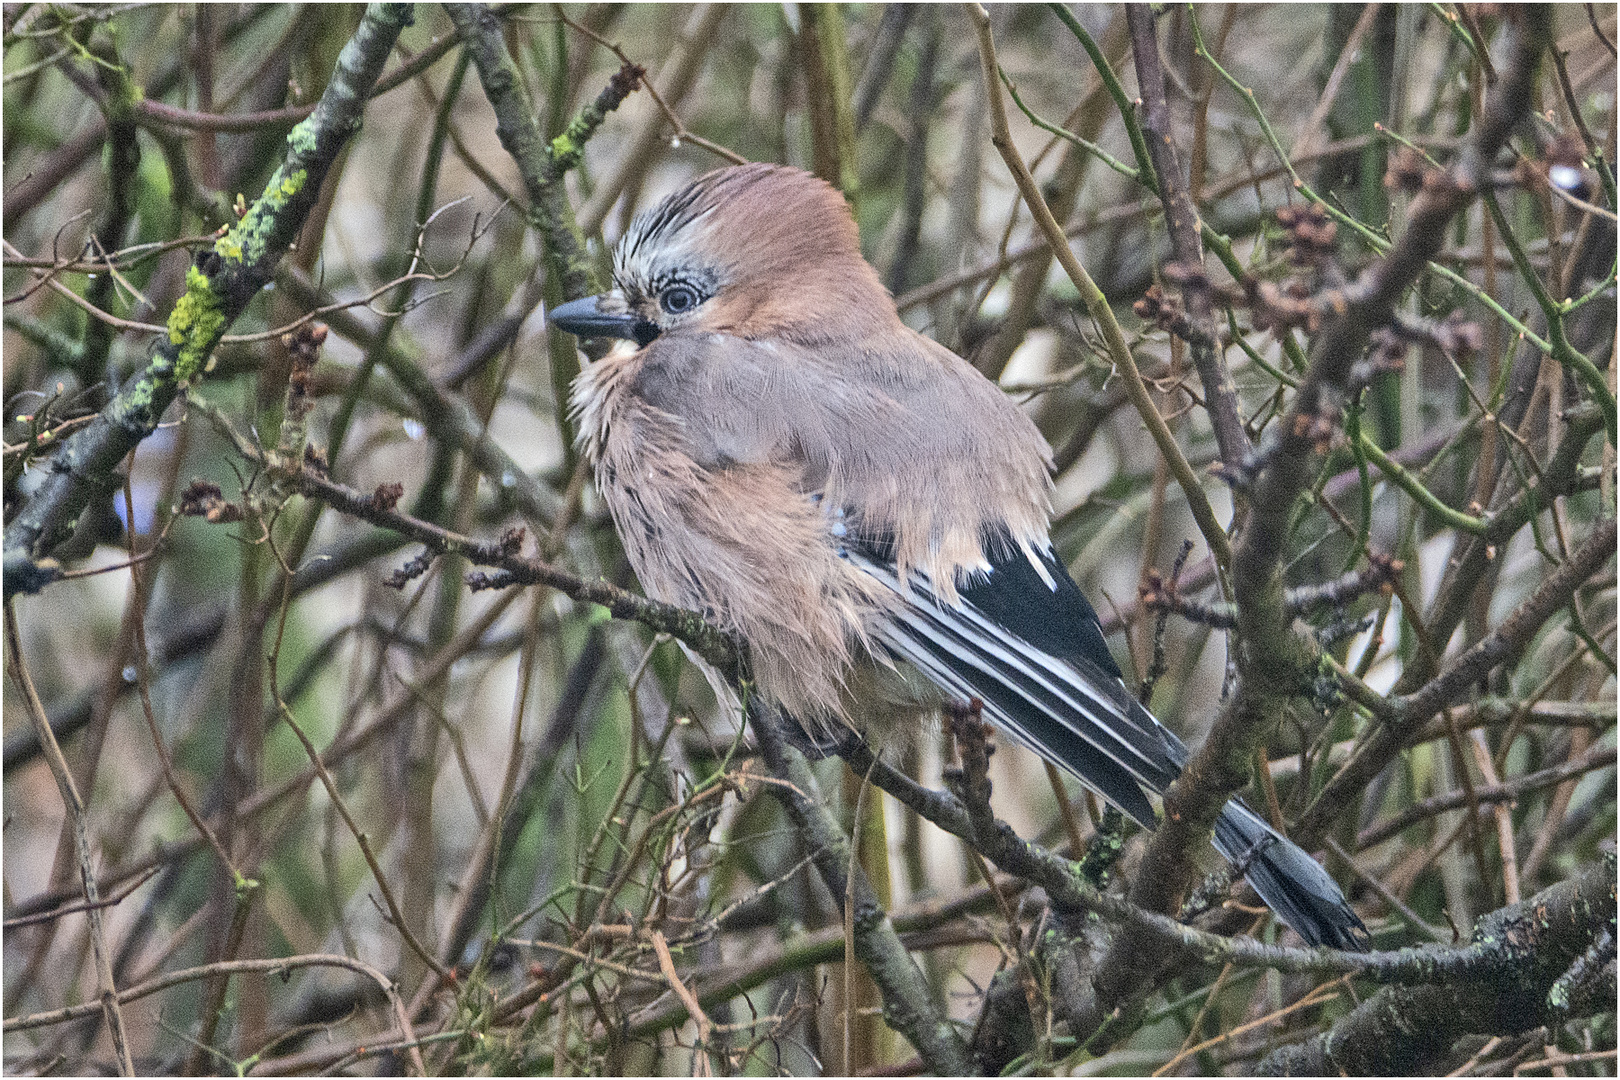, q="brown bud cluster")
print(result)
[1133,283,1181,328]
[1385,146,1430,193]
[1275,203,1338,265]
[1389,311,1484,361]
[497,526,526,557]
[1247,279,1335,333]
[1134,280,1216,347]
[1290,410,1339,455]
[280,323,327,428]
[1366,551,1406,594]
[466,569,519,592]
[1162,261,1209,289]
[177,479,243,523]
[1427,313,1484,357]
[607,62,647,102]
[384,549,434,589]
[367,482,404,513]
[1365,328,1410,377]
[1139,567,1179,610]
